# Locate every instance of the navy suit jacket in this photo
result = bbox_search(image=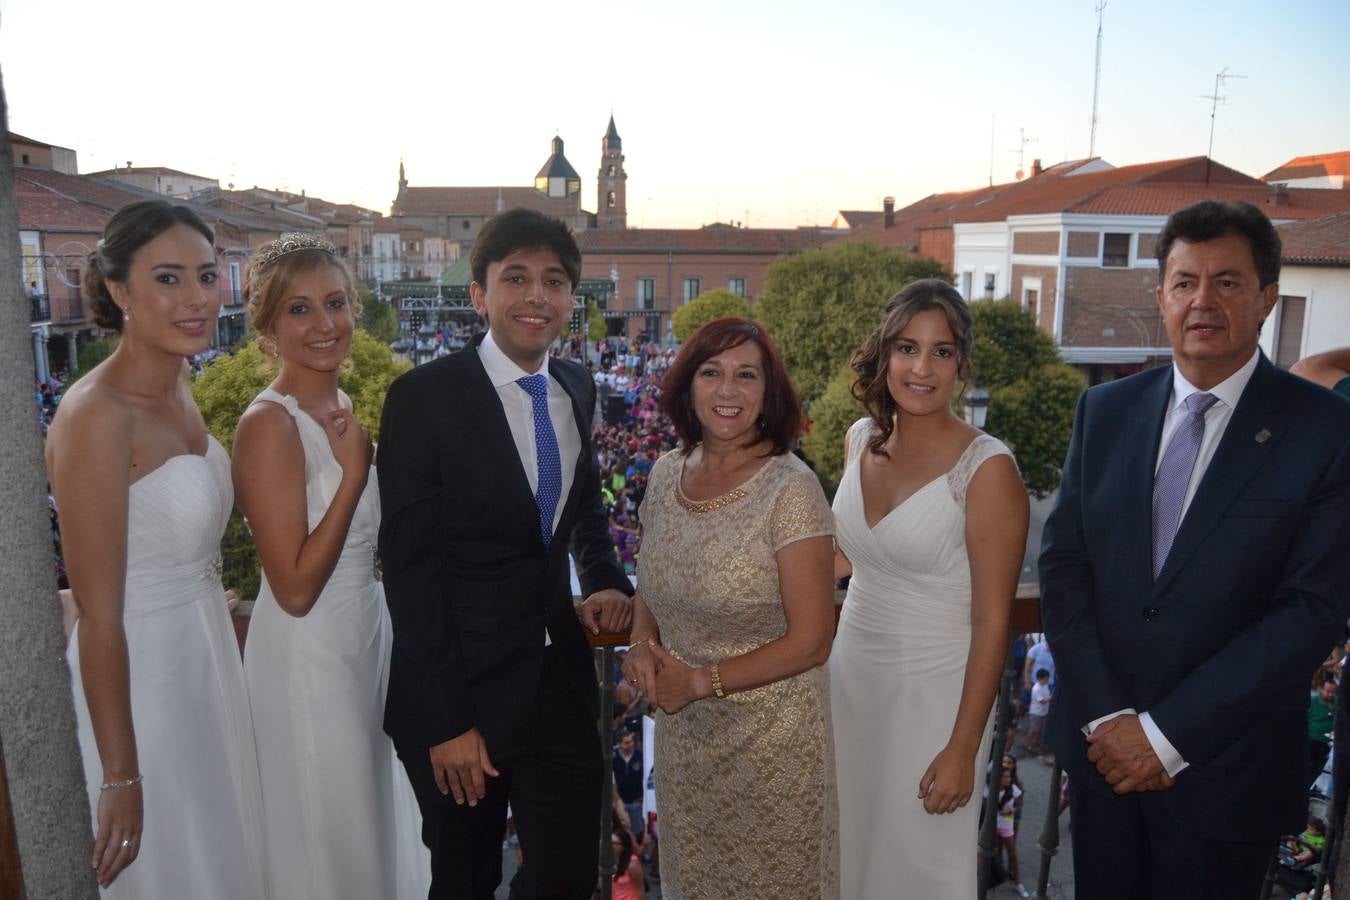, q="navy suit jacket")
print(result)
[377,336,632,756]
[1039,353,1350,841]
